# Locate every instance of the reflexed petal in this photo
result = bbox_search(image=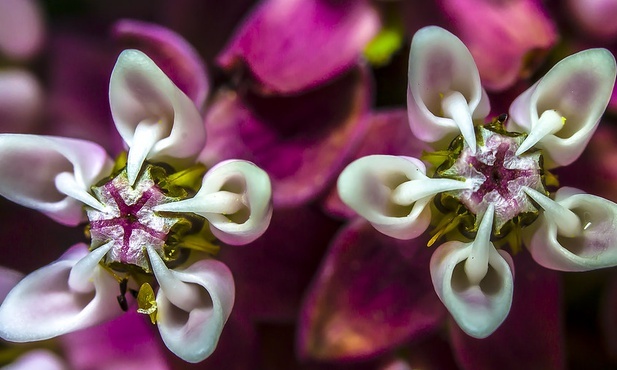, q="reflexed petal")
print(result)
[156,160,272,245]
[146,247,234,363]
[112,19,209,109]
[323,109,429,219]
[0,69,43,133]
[0,134,113,225]
[298,219,445,361]
[450,251,564,370]
[509,48,617,167]
[0,244,121,342]
[0,266,23,303]
[430,208,514,338]
[0,0,44,60]
[407,26,489,150]
[338,155,469,240]
[524,186,617,271]
[438,0,556,91]
[4,350,67,370]
[217,0,379,93]
[109,49,206,184]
